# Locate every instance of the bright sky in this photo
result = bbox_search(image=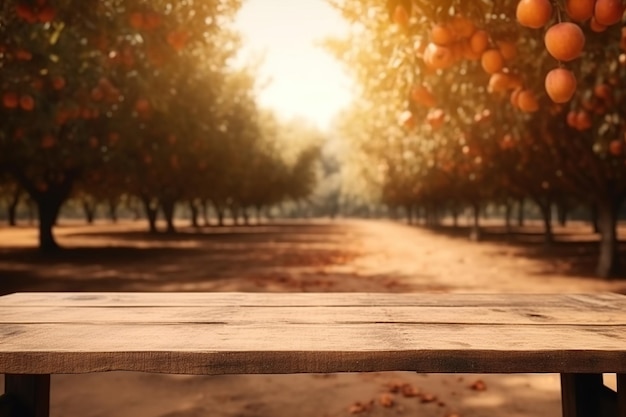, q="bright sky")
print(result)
[234,0,355,131]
